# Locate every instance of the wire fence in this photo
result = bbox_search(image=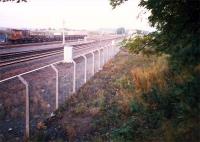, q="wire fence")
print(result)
[0,38,122,141]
